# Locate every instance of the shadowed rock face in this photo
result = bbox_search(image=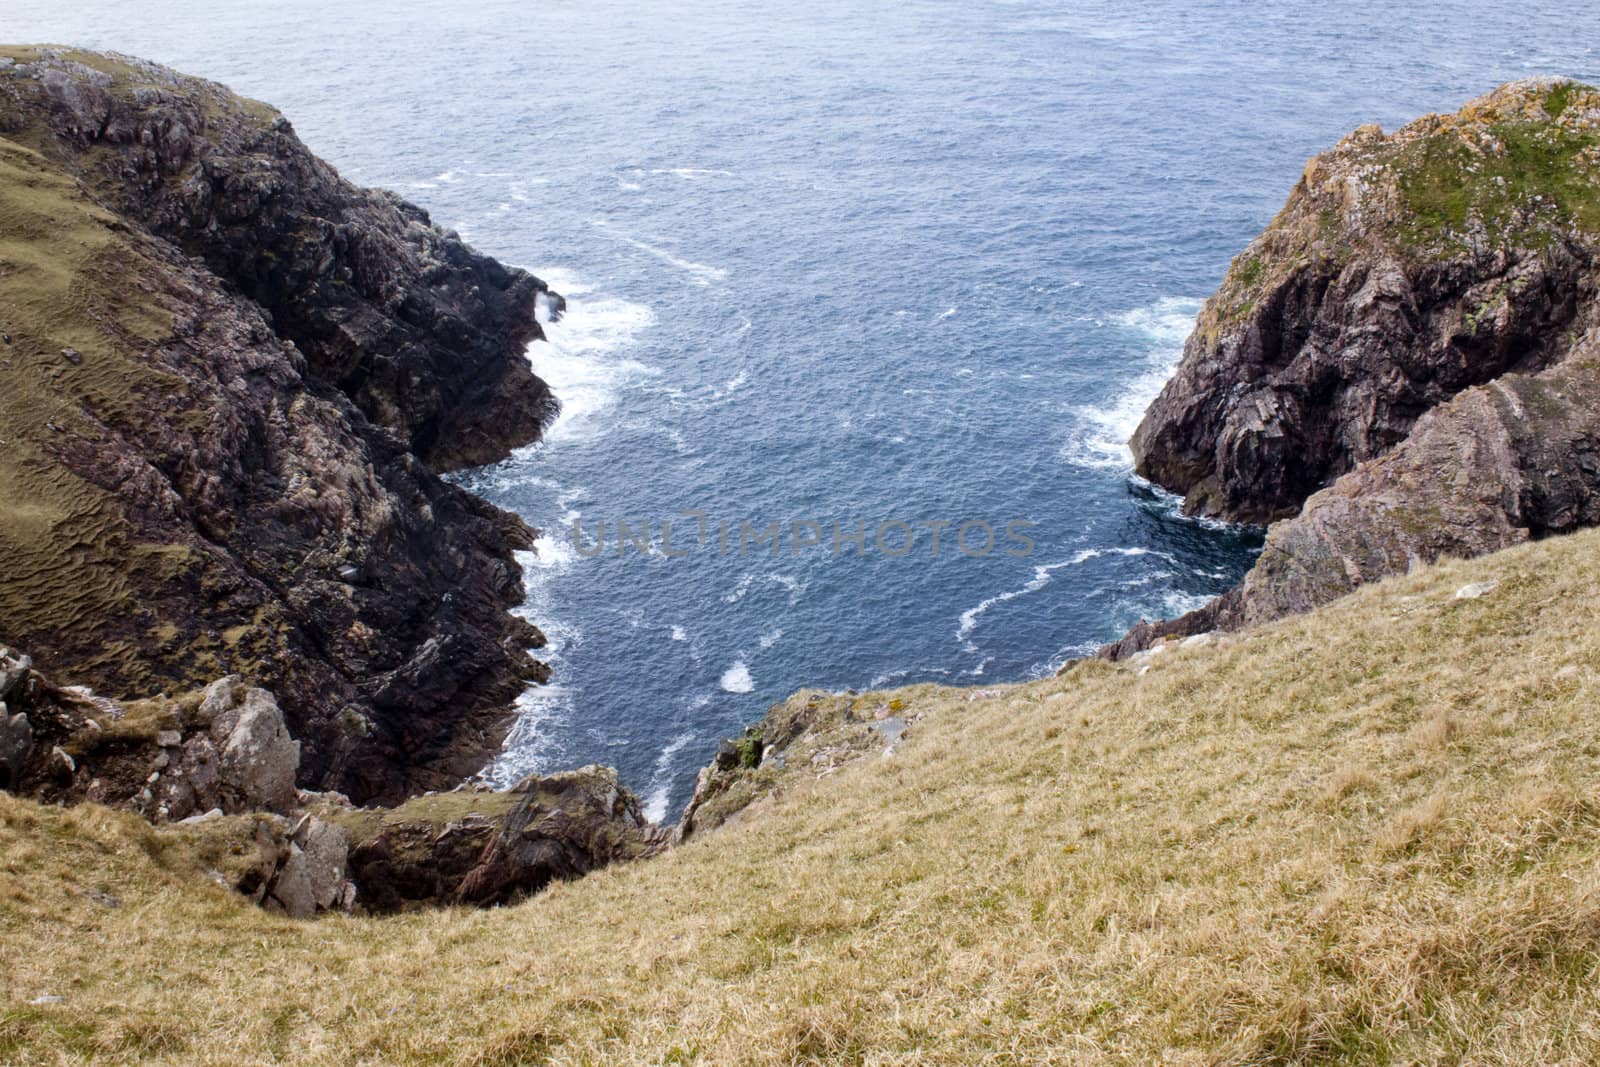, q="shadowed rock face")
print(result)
[0,48,556,801]
[2,47,559,471]
[340,767,669,911]
[1107,80,1600,657]
[1132,82,1599,525]
[1131,248,1587,524]
[1237,340,1600,623]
